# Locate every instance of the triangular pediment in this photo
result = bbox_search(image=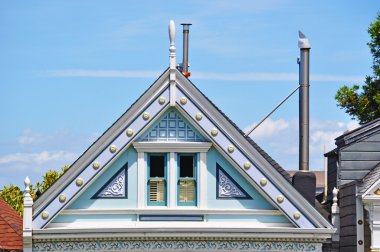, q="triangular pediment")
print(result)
[32,69,332,233]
